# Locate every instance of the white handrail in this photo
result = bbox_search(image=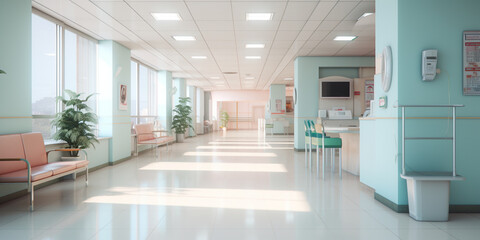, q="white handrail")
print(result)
[398,104,464,177]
